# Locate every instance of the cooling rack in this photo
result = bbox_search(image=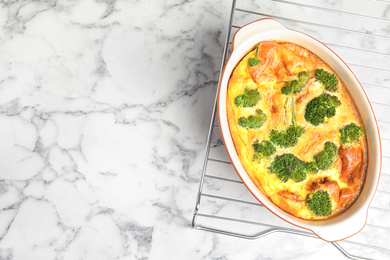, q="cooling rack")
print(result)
[192,0,390,259]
